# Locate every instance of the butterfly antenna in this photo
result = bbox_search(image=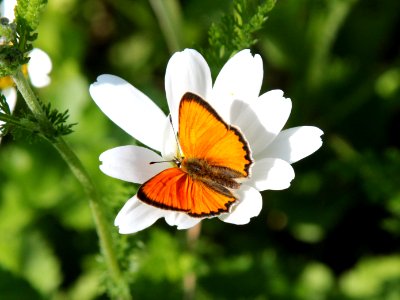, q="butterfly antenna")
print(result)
[149,160,170,165]
[169,114,183,159]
